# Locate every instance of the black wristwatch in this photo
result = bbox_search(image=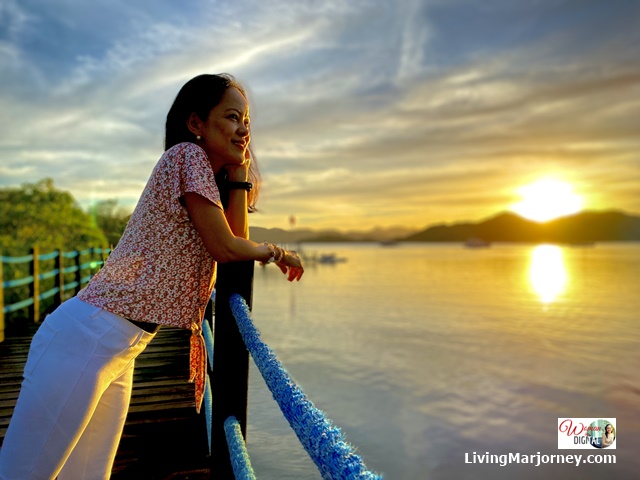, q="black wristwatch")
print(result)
[228,182,253,191]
